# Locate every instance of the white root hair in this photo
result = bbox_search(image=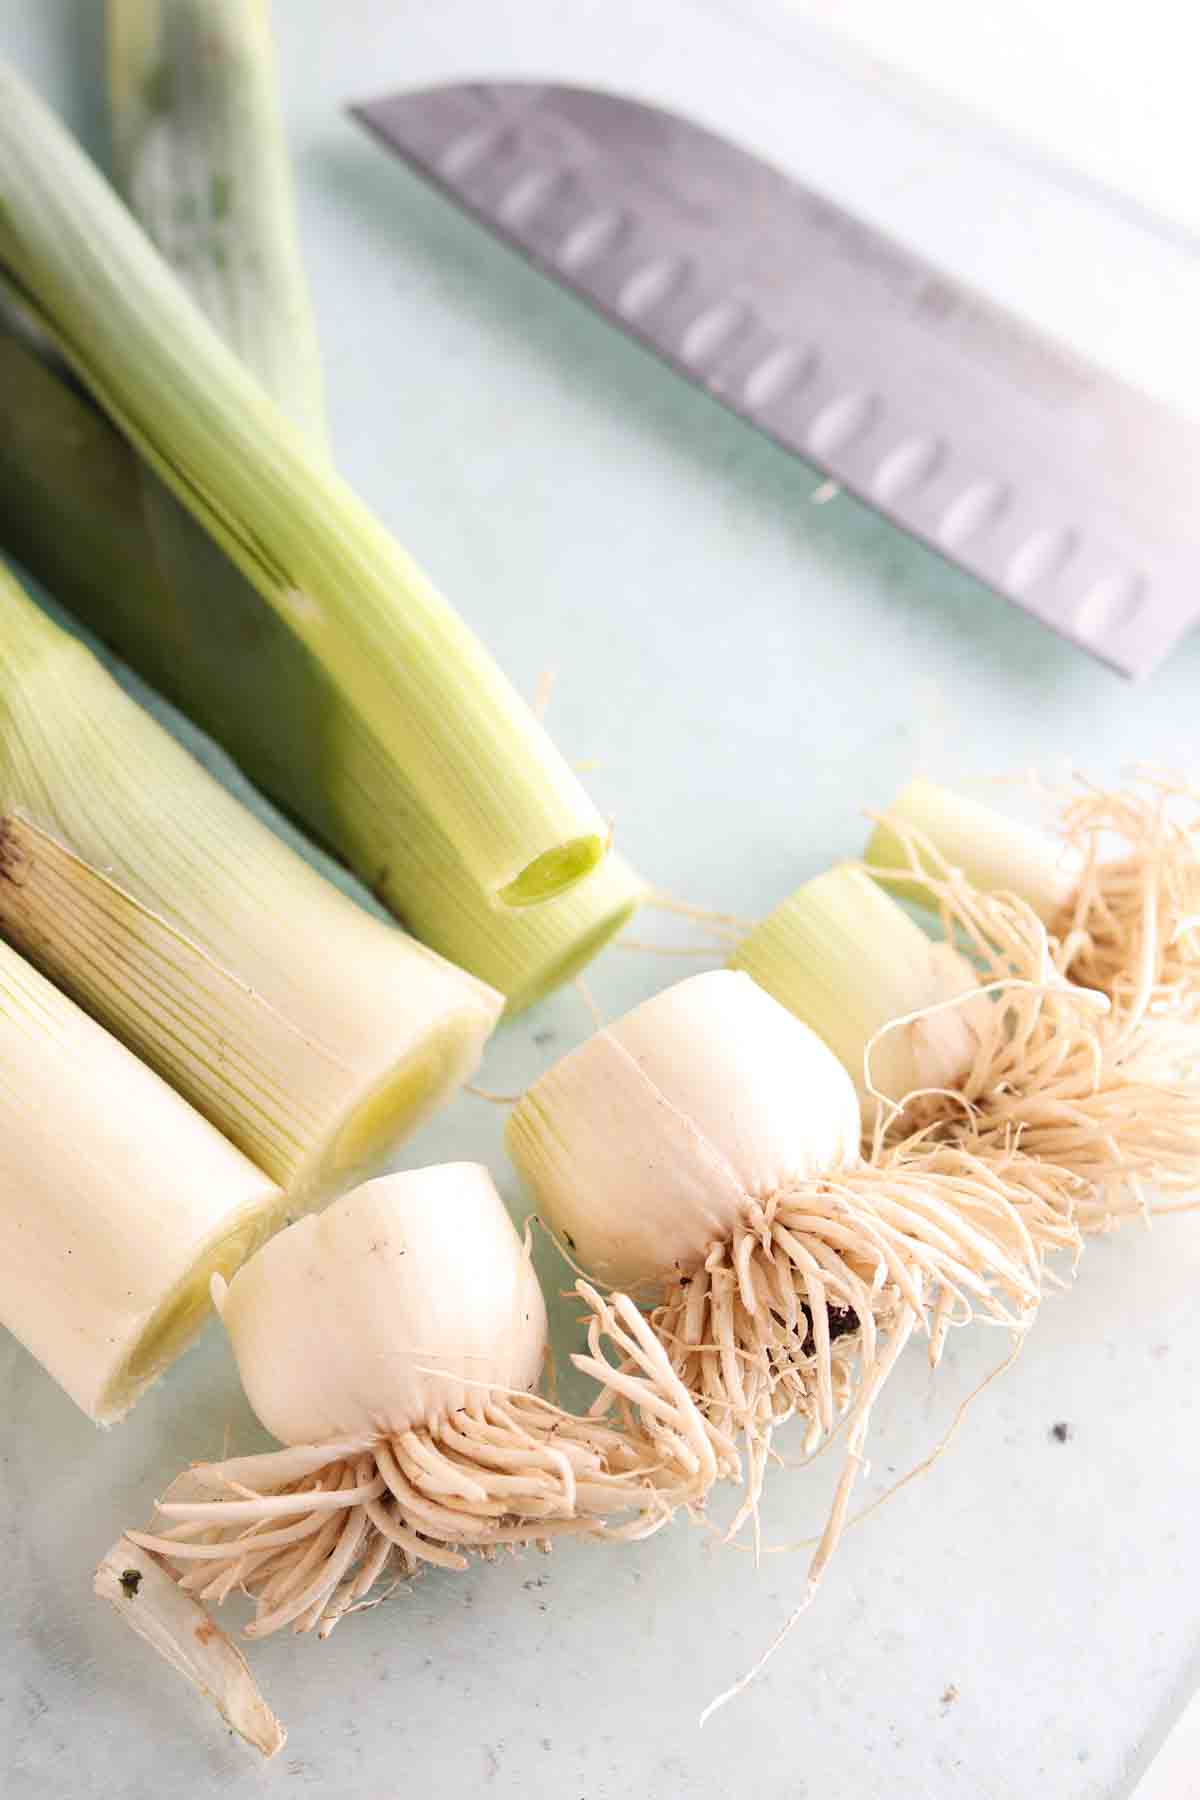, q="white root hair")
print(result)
[127,1295,736,1642]
[867,813,1200,1231]
[573,1138,1075,1631]
[1052,771,1200,1033]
